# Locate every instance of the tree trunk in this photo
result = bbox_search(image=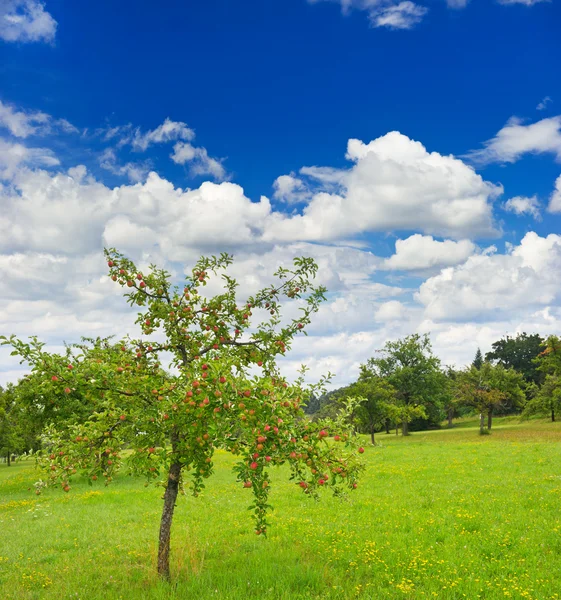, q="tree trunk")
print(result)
[157,461,182,579]
[479,413,485,435]
[385,418,390,434]
[7,452,10,467]
[487,410,493,431]
[552,407,555,422]
[402,421,409,436]
[447,407,454,428]
[370,425,376,446]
